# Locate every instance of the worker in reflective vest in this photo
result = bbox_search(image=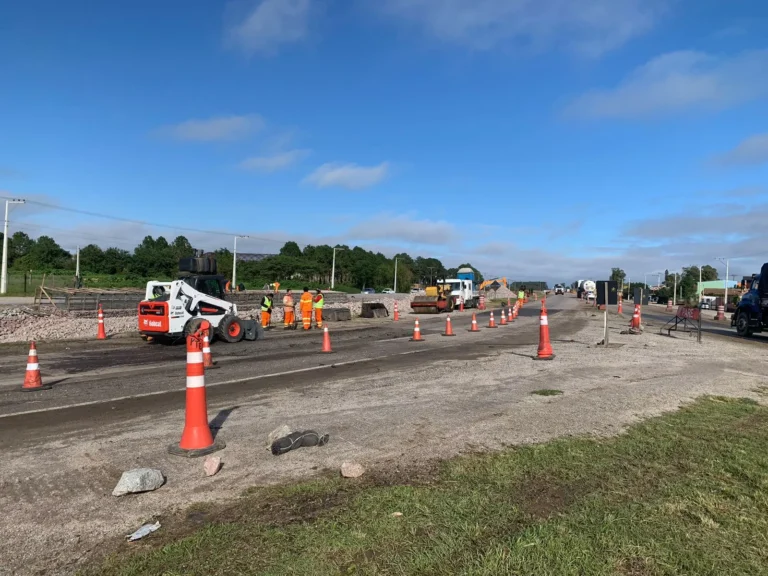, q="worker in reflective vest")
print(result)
[313,289,325,328]
[282,289,295,328]
[517,288,524,308]
[300,288,313,330]
[260,293,273,329]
